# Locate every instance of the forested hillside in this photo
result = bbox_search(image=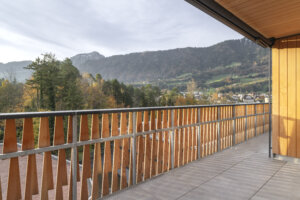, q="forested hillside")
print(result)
[70,38,269,92]
[0,38,269,93]
[0,54,201,116]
